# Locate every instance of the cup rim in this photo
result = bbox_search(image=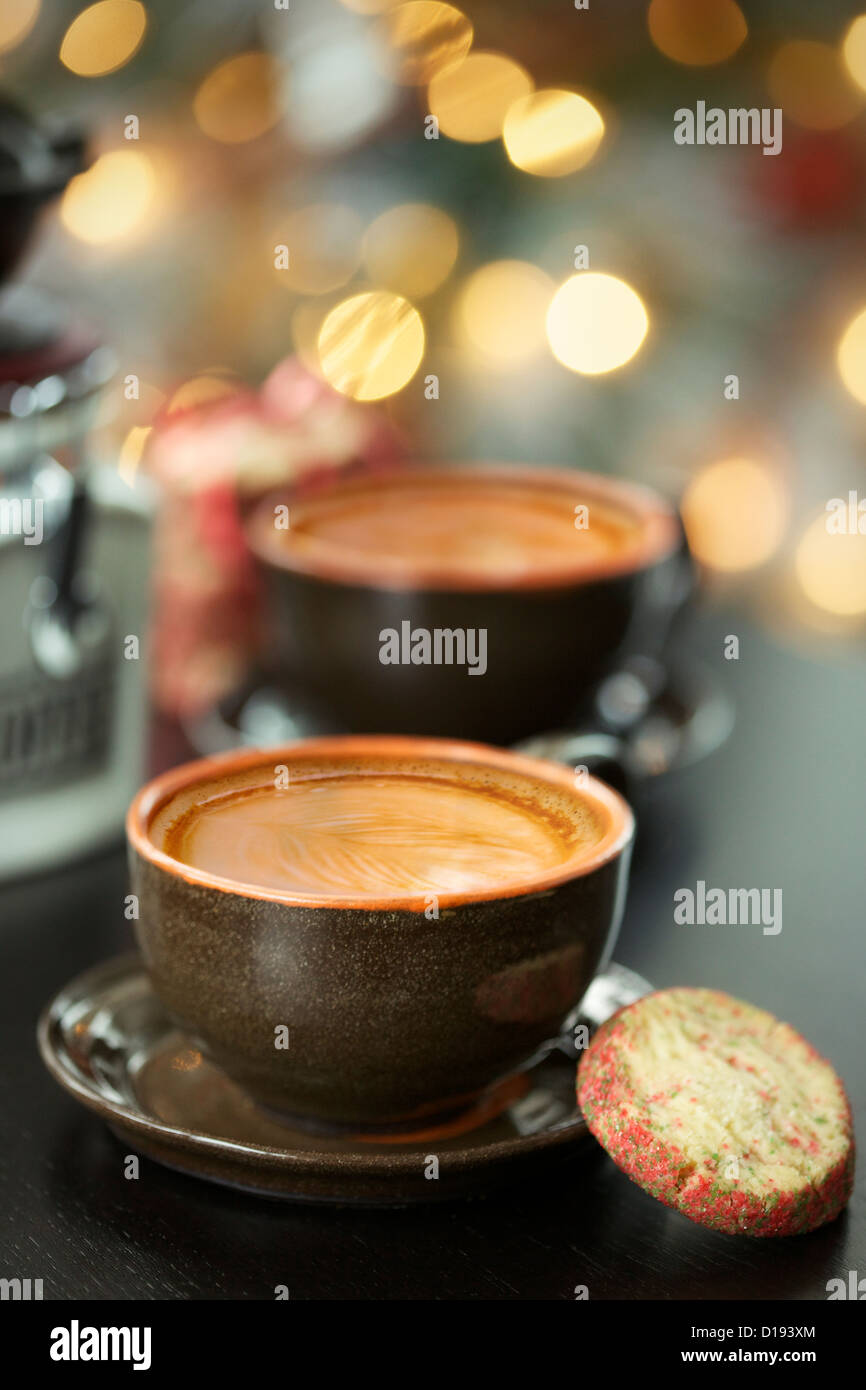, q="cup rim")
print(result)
[245,463,680,593]
[127,735,635,911]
